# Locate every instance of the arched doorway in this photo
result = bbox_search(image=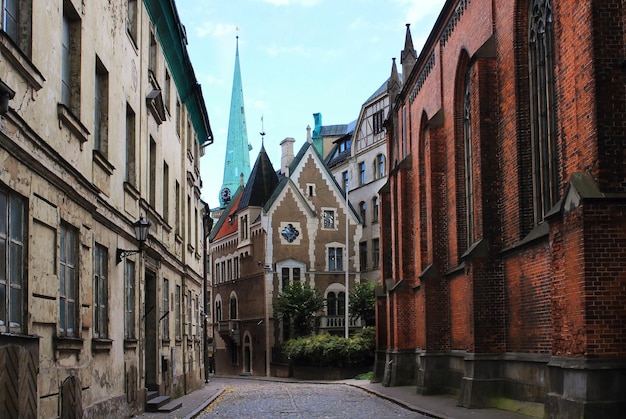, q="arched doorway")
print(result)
[243,334,251,374]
